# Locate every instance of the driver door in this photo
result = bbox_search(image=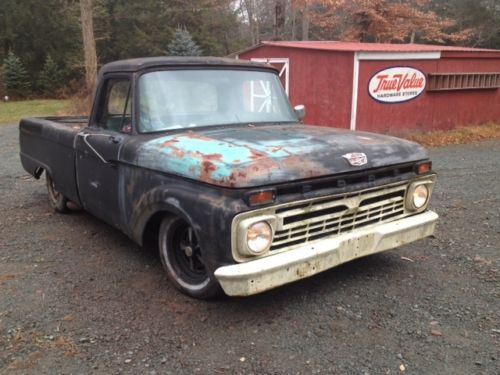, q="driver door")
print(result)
[75,76,132,229]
